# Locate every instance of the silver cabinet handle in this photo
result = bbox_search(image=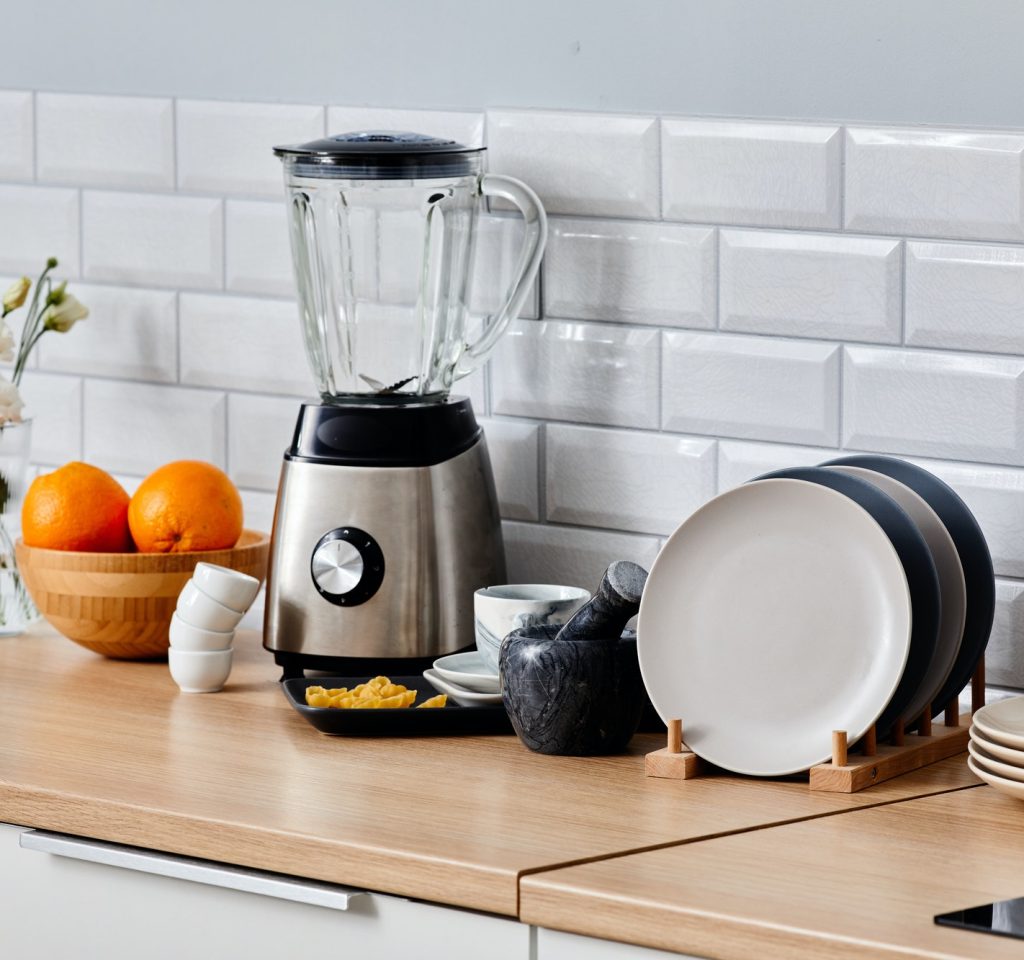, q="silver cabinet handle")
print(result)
[20,830,367,911]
